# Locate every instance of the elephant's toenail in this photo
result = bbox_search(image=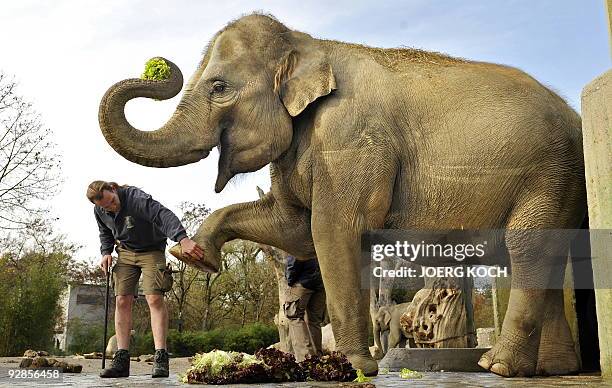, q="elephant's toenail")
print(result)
[490,362,512,377]
[478,356,491,370]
